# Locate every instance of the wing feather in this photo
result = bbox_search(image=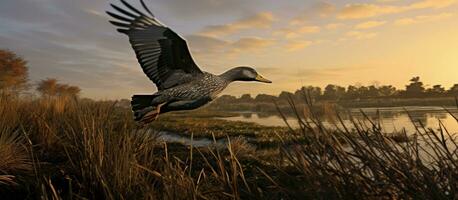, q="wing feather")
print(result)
[107,0,202,90]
